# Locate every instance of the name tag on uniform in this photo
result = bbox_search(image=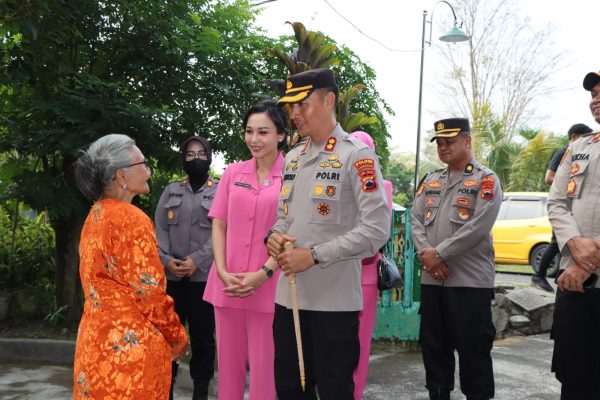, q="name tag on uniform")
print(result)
[234,182,252,189]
